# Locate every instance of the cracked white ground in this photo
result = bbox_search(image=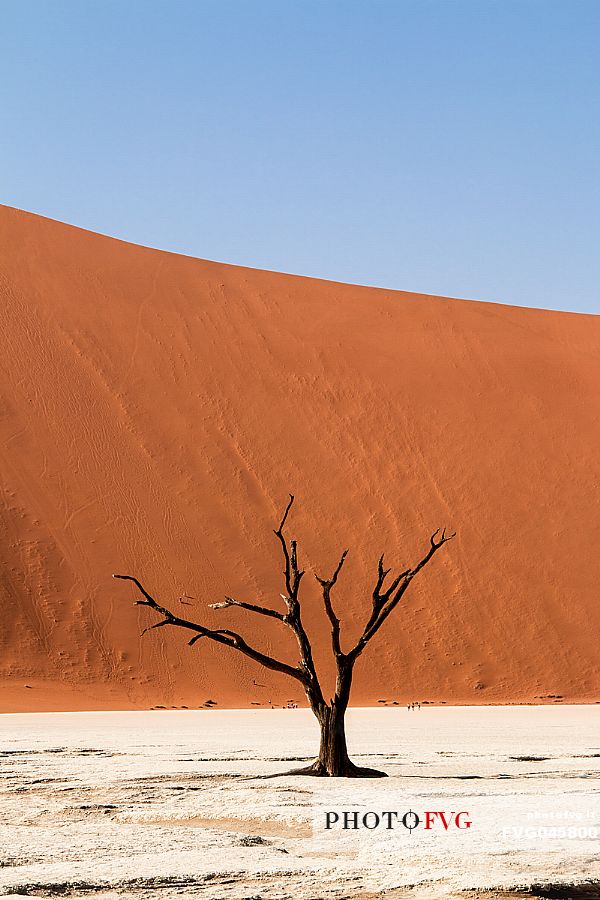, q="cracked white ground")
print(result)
[1,707,599,899]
